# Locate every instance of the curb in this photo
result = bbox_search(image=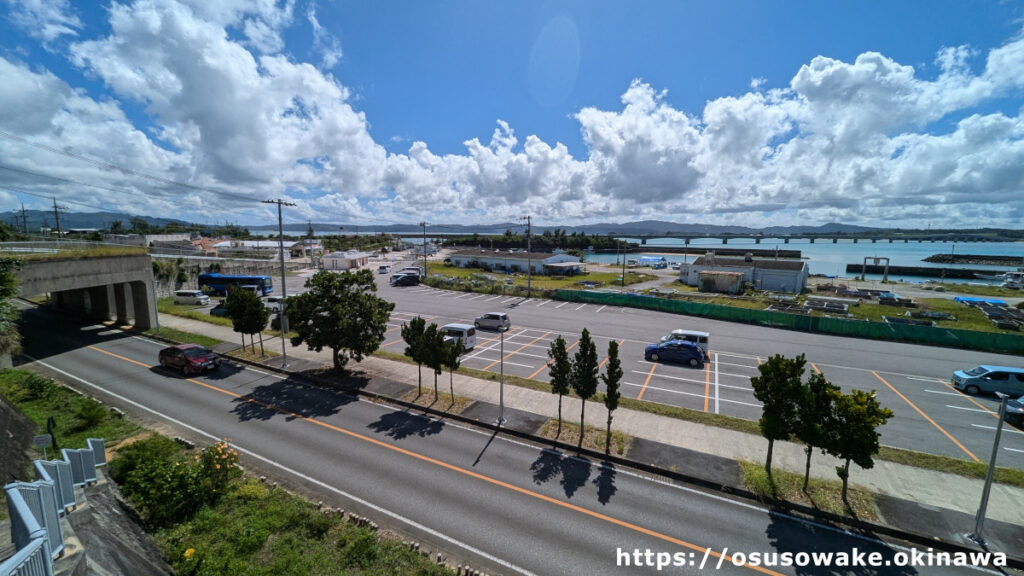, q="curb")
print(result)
[222,349,1024,571]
